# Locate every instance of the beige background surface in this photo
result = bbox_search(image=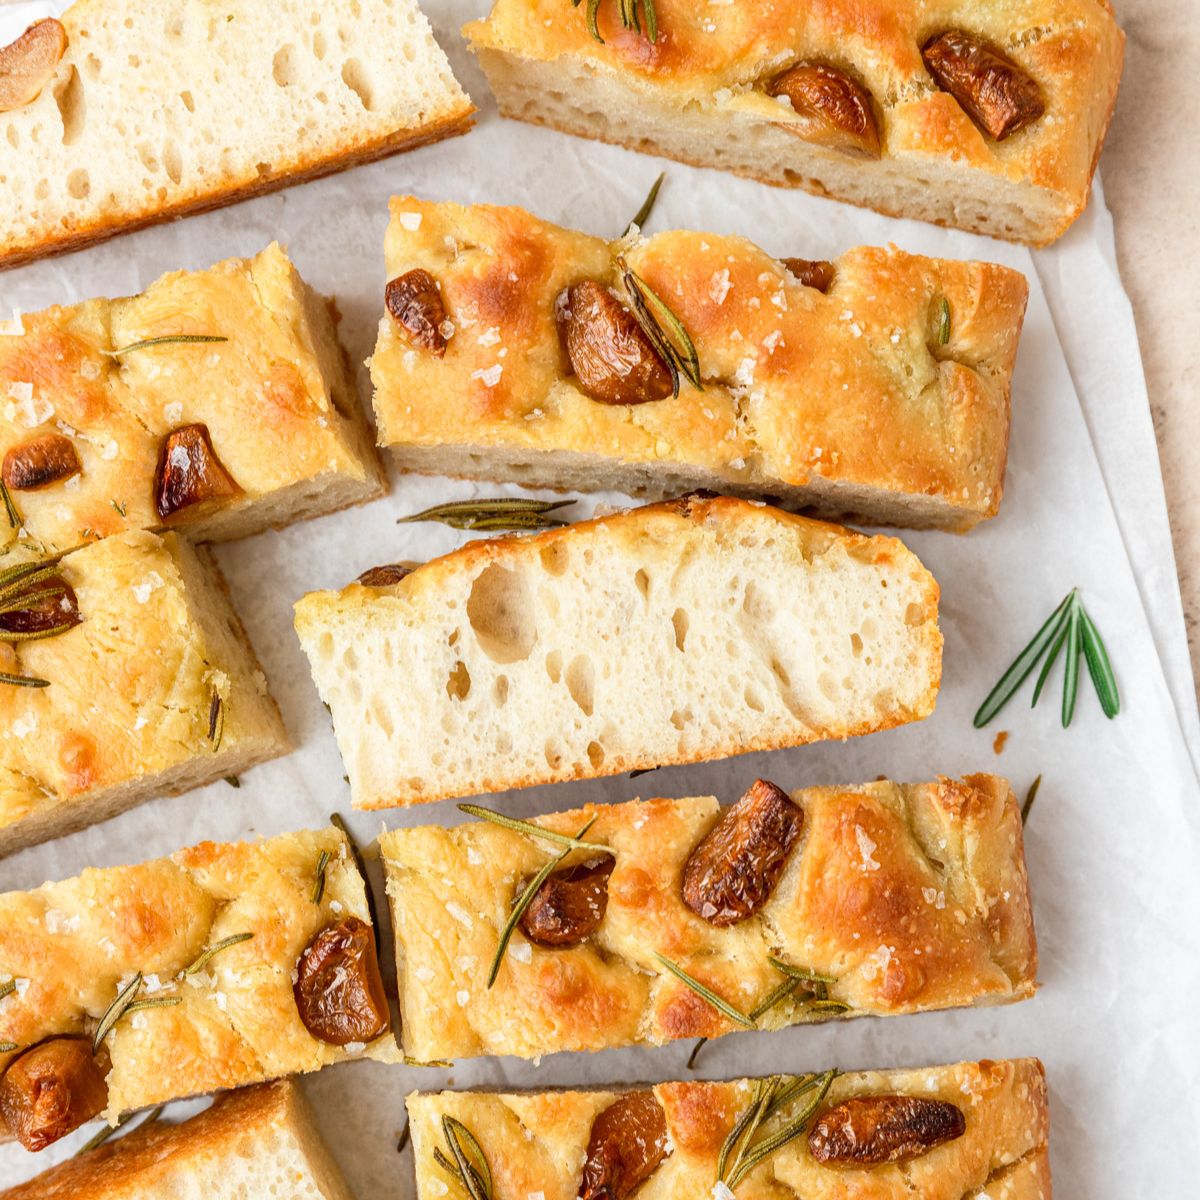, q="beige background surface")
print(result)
[1105,0,1200,691]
